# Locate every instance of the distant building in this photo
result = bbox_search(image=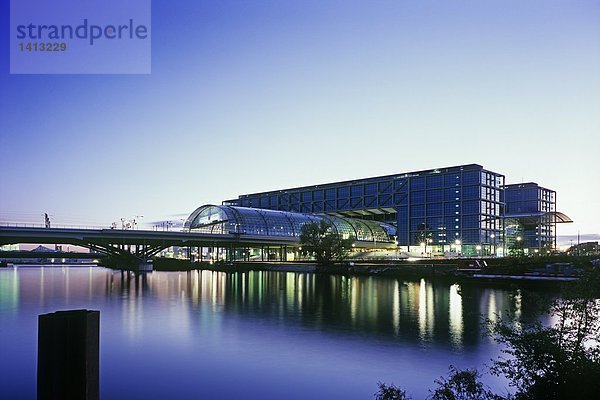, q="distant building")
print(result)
[566,241,599,257]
